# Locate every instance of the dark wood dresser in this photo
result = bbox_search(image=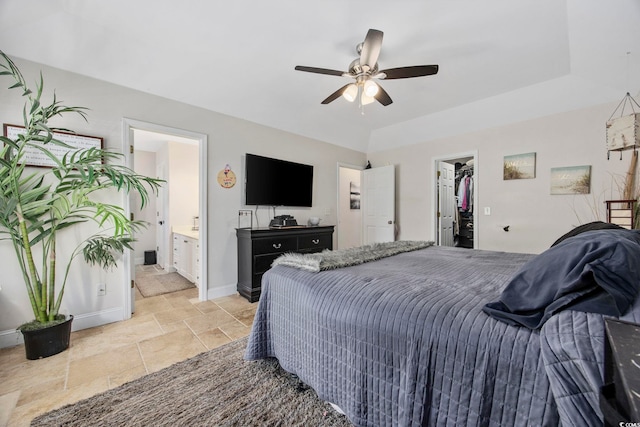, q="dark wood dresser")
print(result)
[236,226,334,302]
